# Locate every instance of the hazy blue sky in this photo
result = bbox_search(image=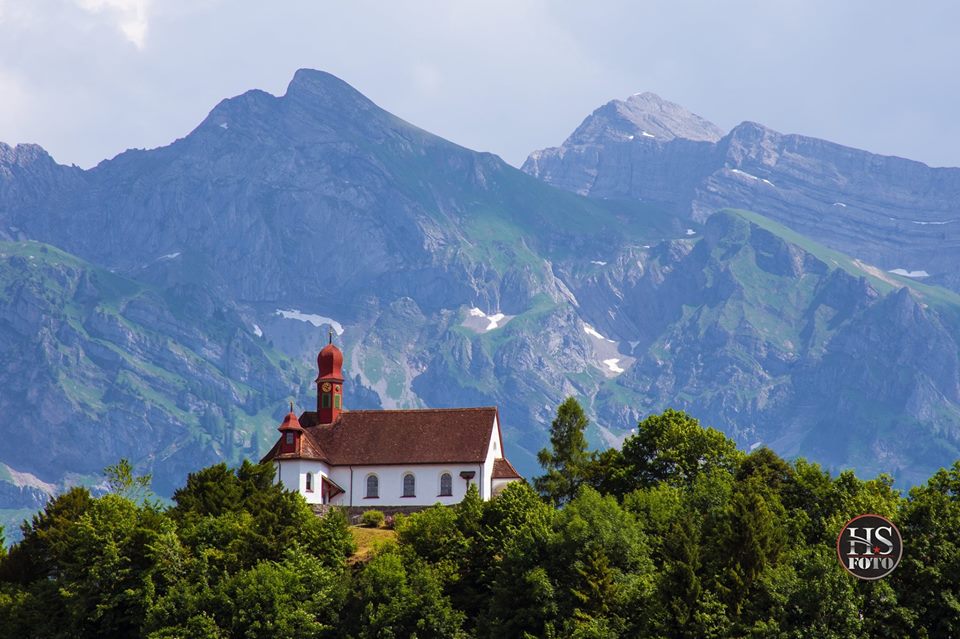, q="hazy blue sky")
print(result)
[1,1,958,169]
